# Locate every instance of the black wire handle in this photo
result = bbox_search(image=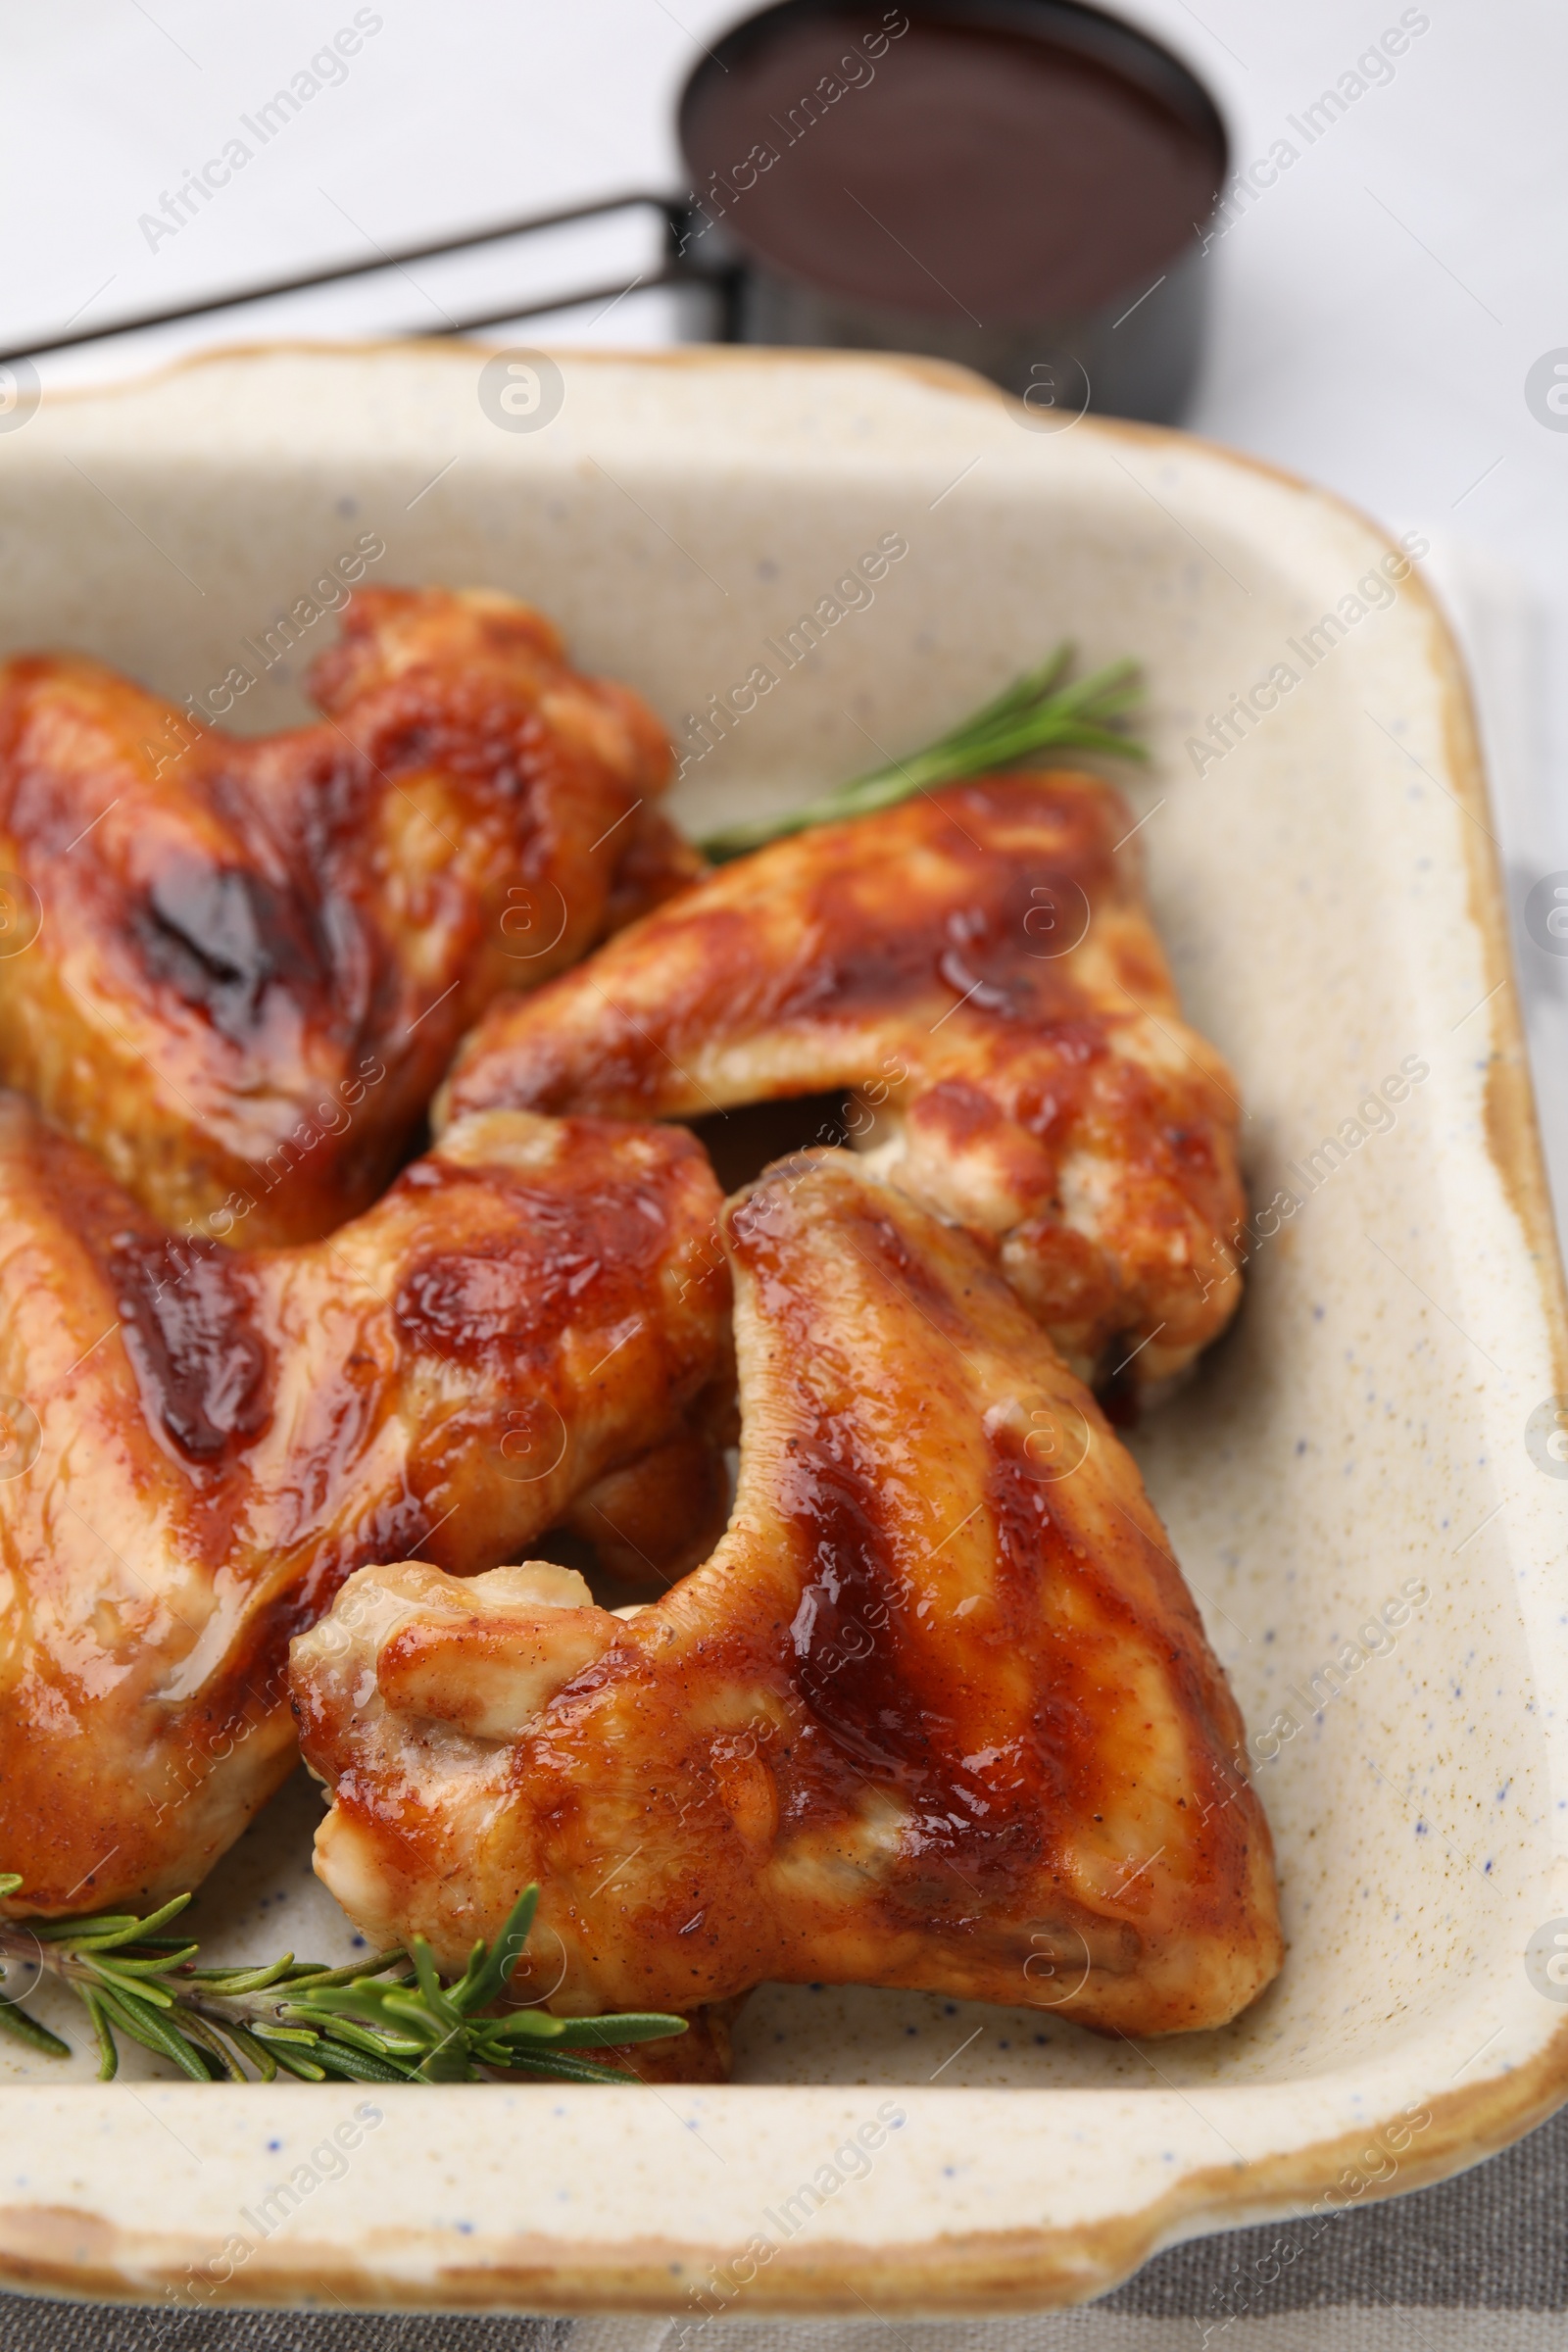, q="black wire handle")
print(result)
[0,191,736,371]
